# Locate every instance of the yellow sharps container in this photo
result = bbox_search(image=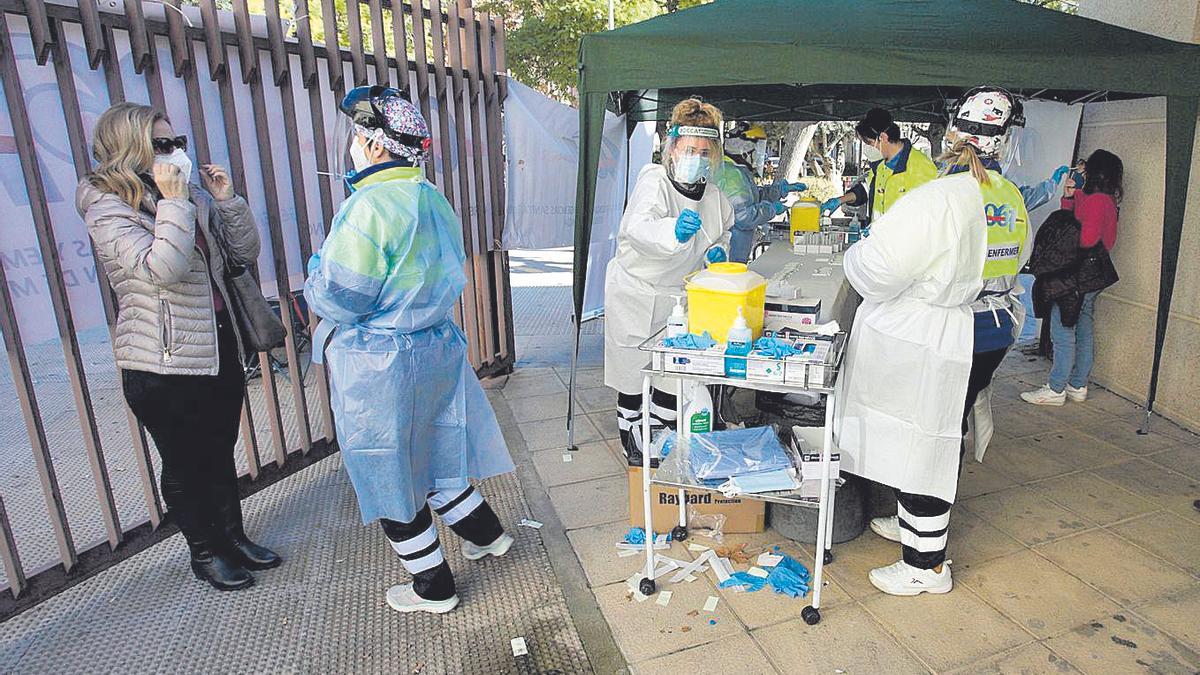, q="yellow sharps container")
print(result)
[789,200,821,244]
[685,263,767,342]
